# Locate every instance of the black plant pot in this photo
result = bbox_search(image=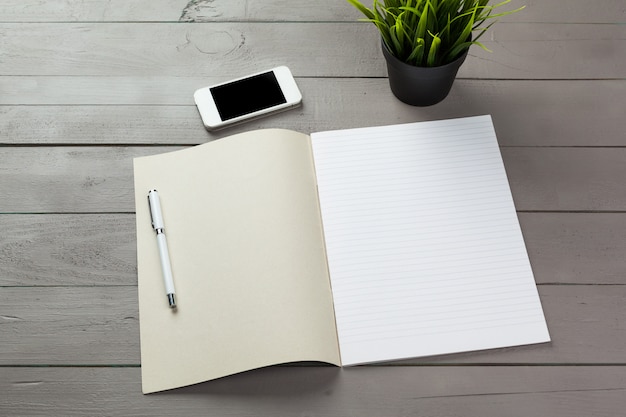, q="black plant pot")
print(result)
[382,43,469,106]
